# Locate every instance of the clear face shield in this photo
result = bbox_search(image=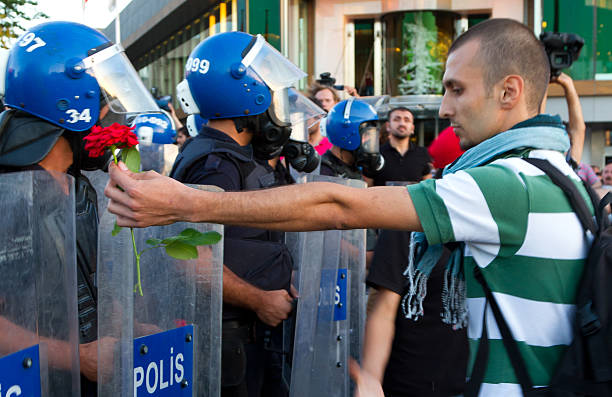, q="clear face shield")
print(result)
[82,44,160,124]
[359,122,380,154]
[242,35,307,91]
[288,88,325,142]
[356,121,384,175]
